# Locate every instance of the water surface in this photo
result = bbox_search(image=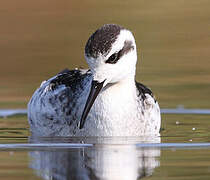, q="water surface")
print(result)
[0,114,210,179]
